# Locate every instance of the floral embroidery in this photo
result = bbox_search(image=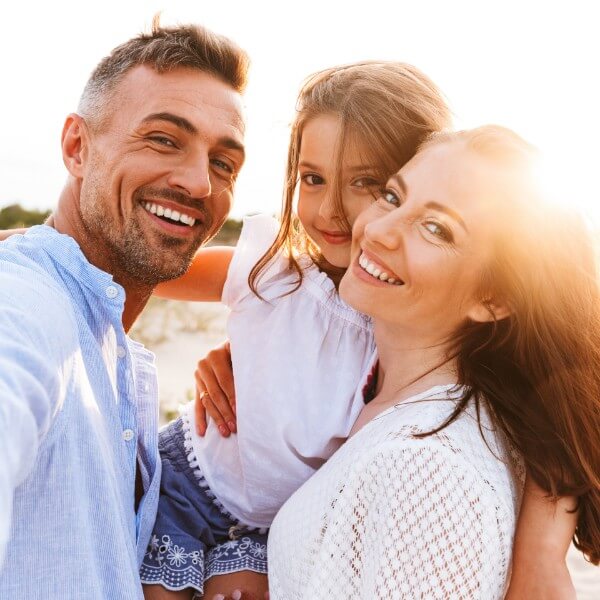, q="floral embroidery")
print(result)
[250,544,267,559]
[167,544,188,567]
[206,536,268,579]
